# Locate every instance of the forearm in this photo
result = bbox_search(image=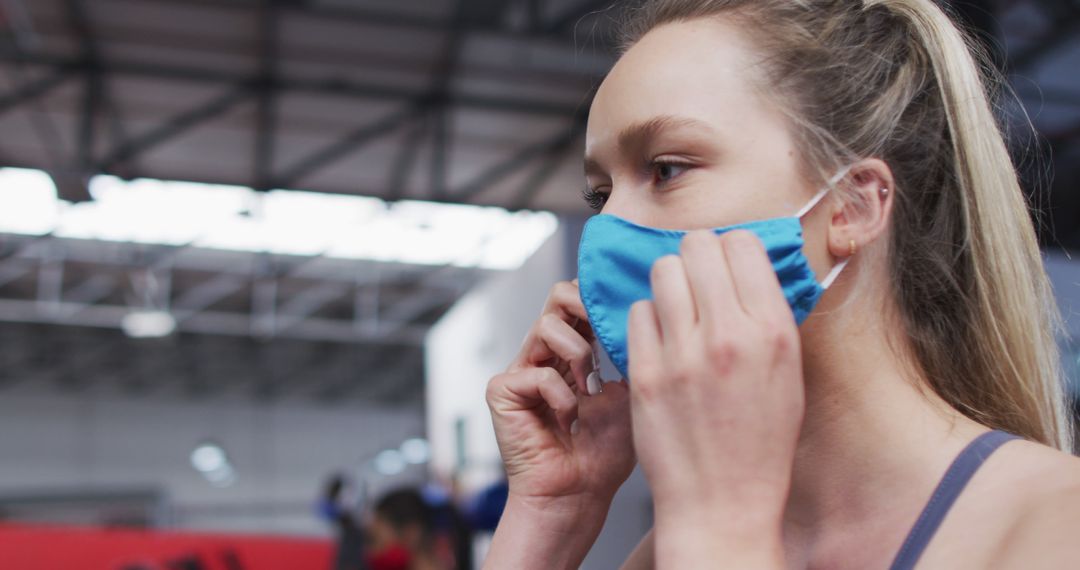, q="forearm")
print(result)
[483,494,612,570]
